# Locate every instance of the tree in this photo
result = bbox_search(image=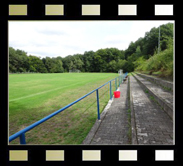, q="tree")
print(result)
[142,23,173,58]
[125,42,137,60]
[9,47,29,72]
[106,48,124,62]
[82,51,95,72]
[123,61,134,72]
[9,47,18,72]
[116,59,127,72]
[108,60,117,72]
[44,57,64,73]
[56,57,64,73]
[44,57,53,72]
[120,50,125,60]
[62,55,74,72]
[73,56,84,71]
[135,46,142,58]
[69,61,75,70]
[93,49,107,72]
[50,57,64,73]
[28,55,47,73]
